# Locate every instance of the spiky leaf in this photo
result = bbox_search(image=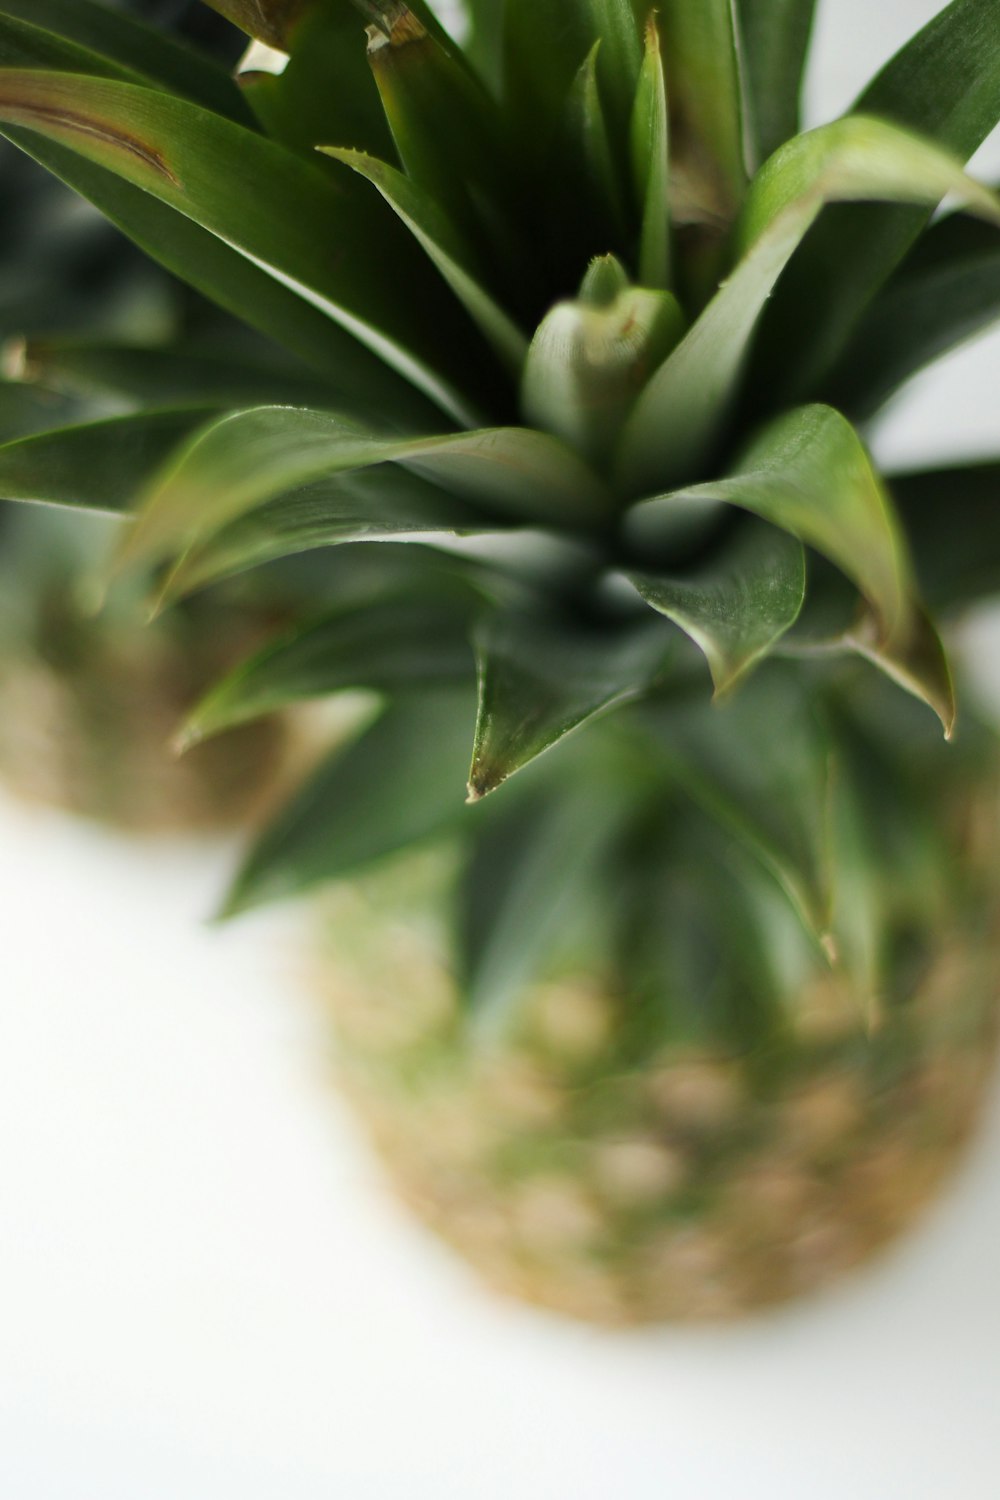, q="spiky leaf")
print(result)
[117,405,612,569]
[468,608,672,799]
[627,520,806,695]
[221,686,476,915]
[620,114,1000,494]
